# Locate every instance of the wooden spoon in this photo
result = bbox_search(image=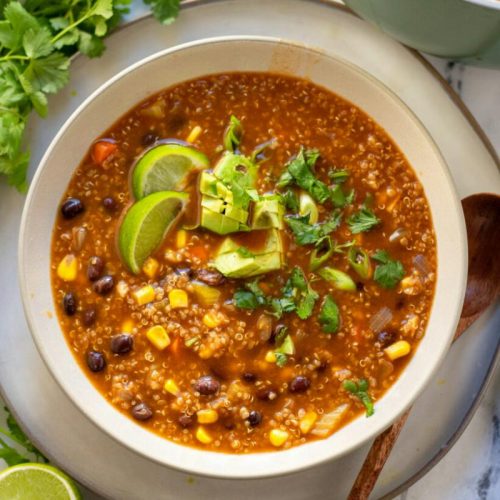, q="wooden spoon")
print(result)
[348,193,500,500]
